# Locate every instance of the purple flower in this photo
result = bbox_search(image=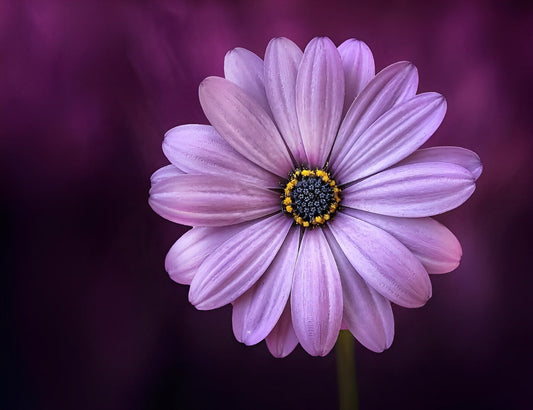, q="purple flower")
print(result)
[149,37,482,357]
